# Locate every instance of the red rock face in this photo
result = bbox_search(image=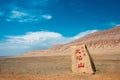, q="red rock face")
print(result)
[19,26,120,57]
